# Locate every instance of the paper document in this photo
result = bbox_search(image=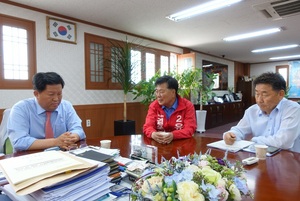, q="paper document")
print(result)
[0,151,82,185]
[0,151,97,195]
[207,140,255,153]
